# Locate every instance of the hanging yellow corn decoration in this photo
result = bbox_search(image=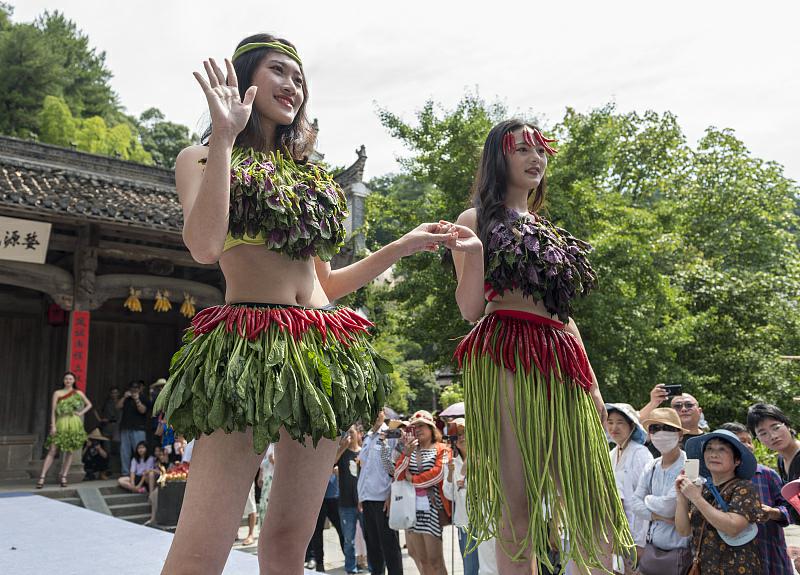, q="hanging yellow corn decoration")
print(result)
[154,290,172,312]
[180,292,197,319]
[124,287,142,312]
